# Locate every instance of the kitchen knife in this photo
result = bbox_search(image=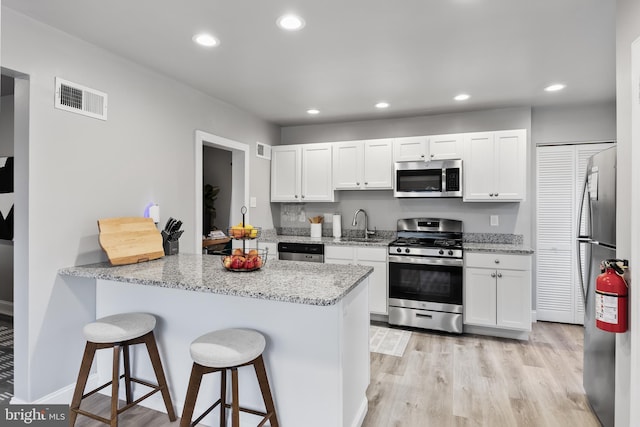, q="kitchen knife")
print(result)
[164,218,174,232]
[171,220,183,233]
